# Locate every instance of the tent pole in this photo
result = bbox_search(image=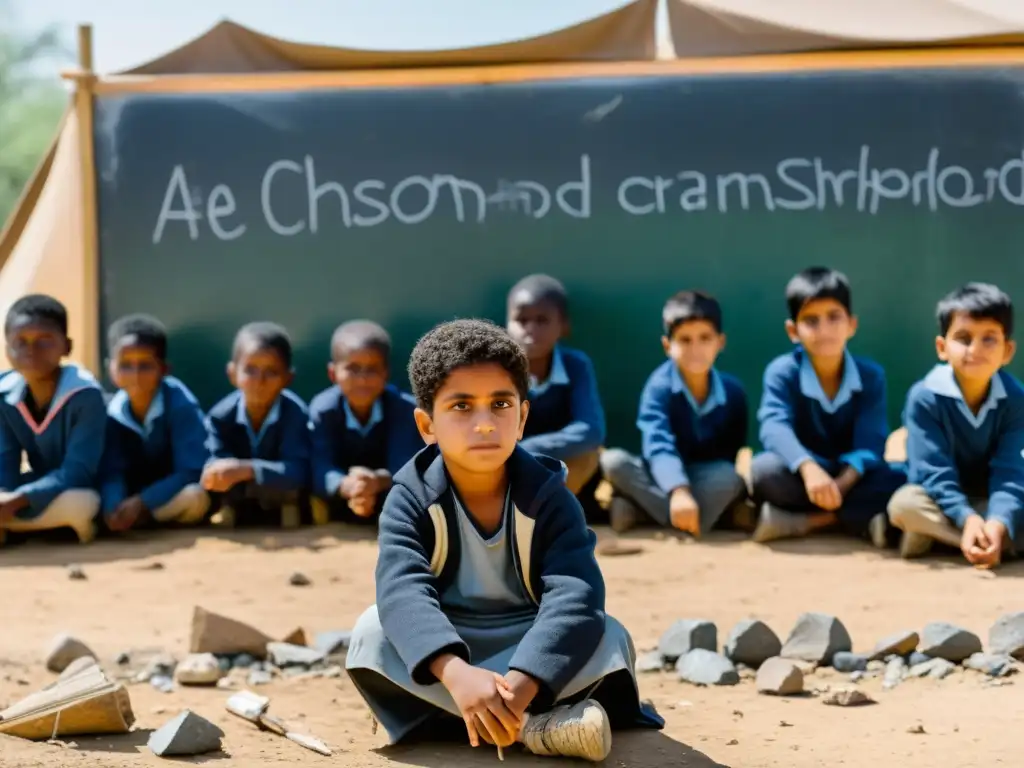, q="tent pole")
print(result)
[65,24,101,374]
